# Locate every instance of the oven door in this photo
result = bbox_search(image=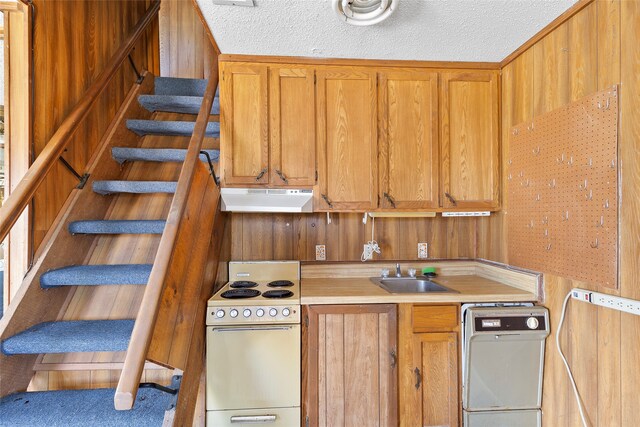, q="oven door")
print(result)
[206,324,300,411]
